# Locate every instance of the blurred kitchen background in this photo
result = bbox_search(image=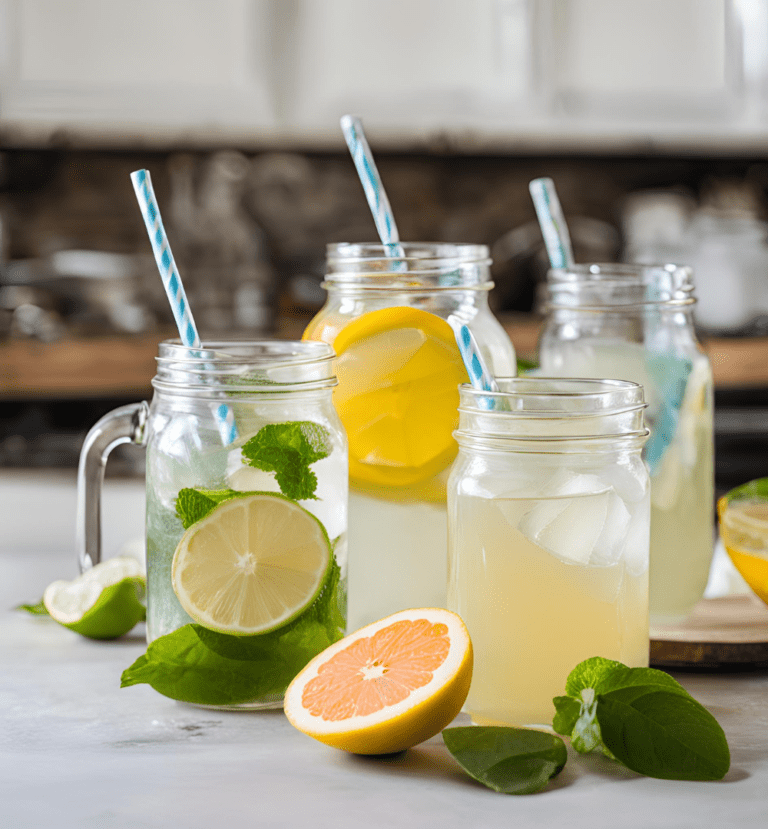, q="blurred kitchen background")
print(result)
[1,0,768,493]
